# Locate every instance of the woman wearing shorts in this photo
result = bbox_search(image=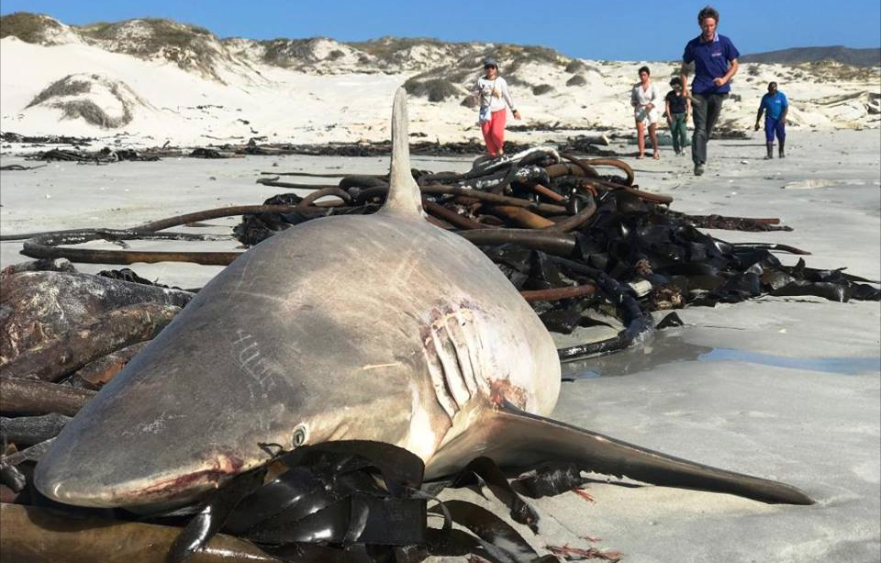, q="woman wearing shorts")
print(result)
[631,66,662,160]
